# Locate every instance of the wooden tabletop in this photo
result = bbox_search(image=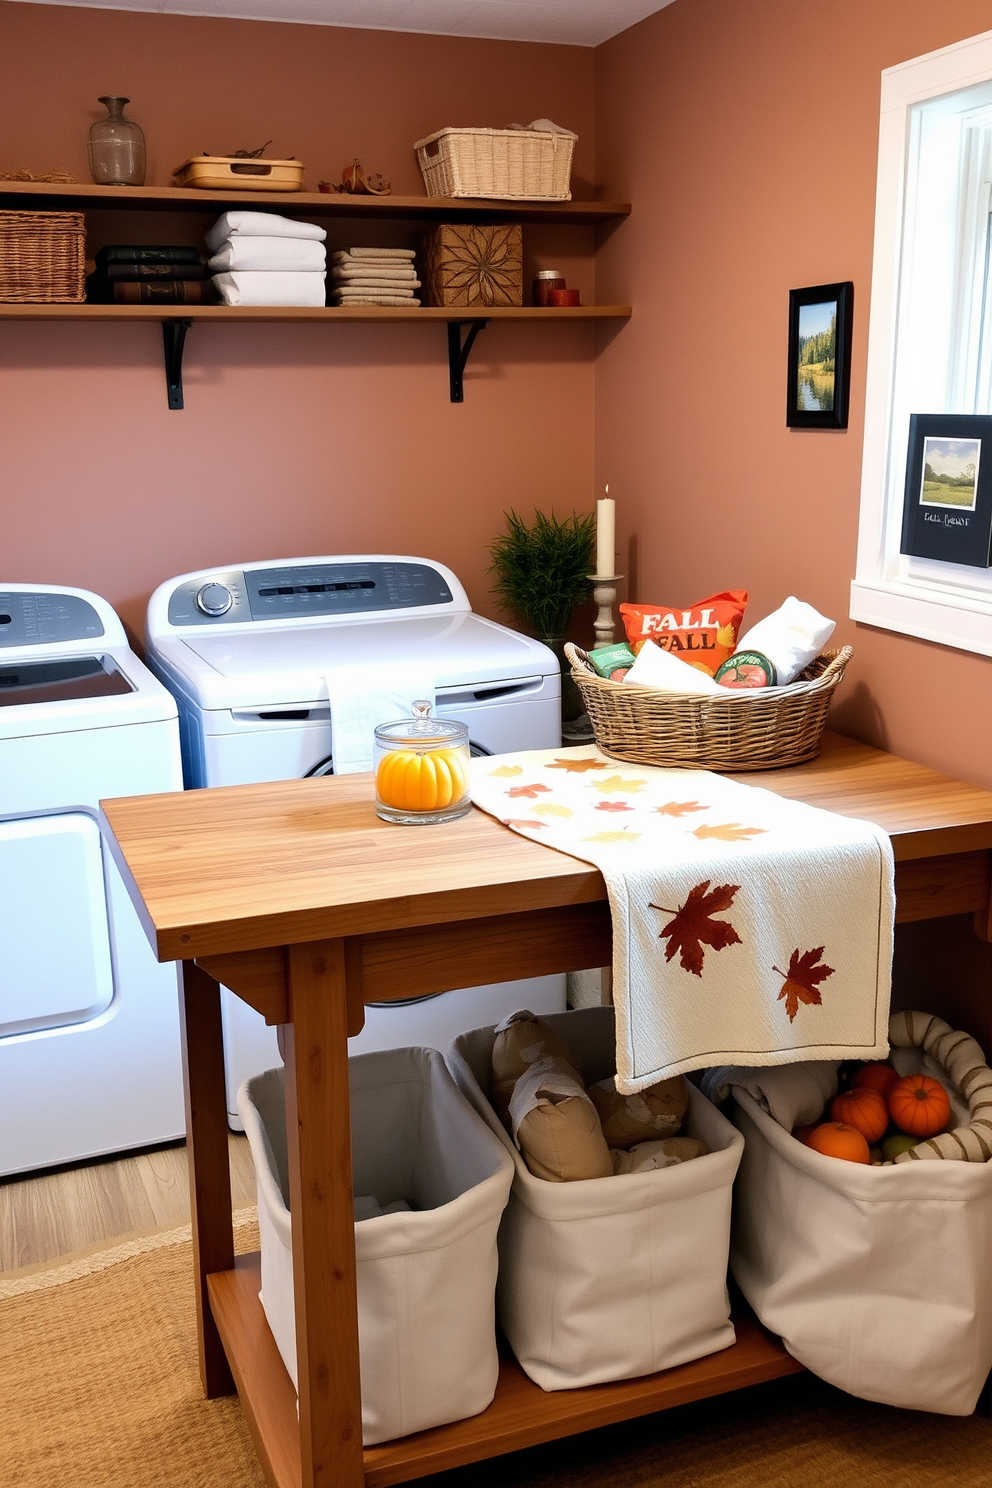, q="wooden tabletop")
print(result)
[100,732,992,964]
